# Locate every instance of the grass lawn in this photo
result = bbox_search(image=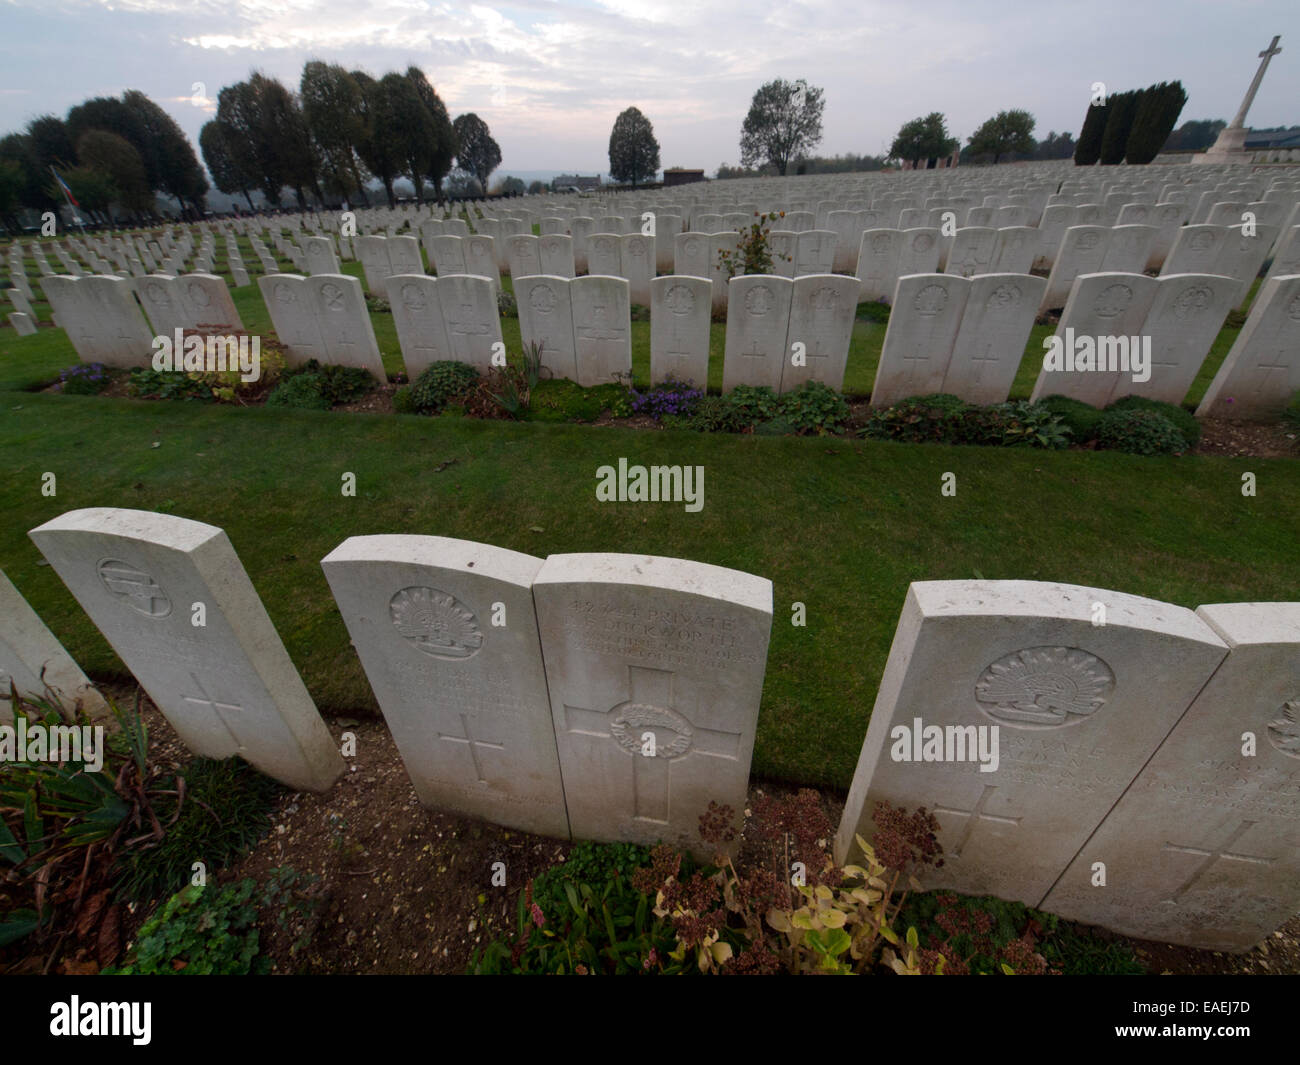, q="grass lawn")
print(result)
[1,390,1297,789]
